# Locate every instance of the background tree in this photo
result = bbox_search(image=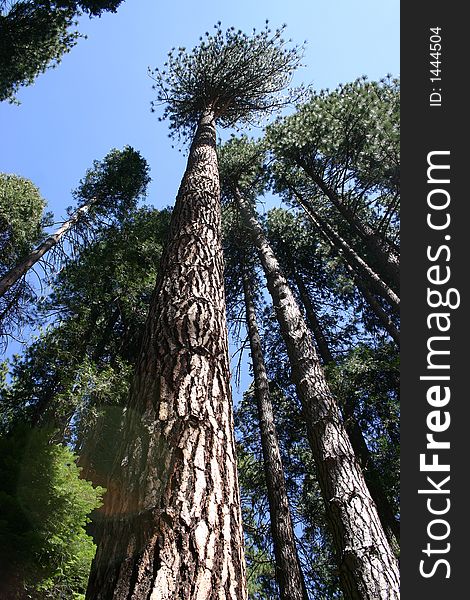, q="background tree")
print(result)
[264,208,400,549]
[0,205,169,438]
[0,0,124,103]
[222,209,308,600]
[235,381,345,600]
[0,146,150,346]
[266,77,400,292]
[0,173,51,346]
[263,207,359,355]
[219,135,400,599]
